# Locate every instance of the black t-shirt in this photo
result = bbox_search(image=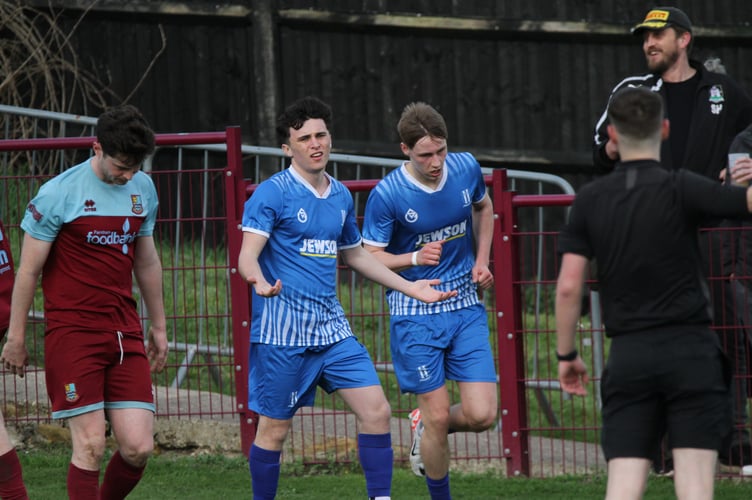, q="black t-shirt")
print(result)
[663,71,700,170]
[558,160,748,336]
